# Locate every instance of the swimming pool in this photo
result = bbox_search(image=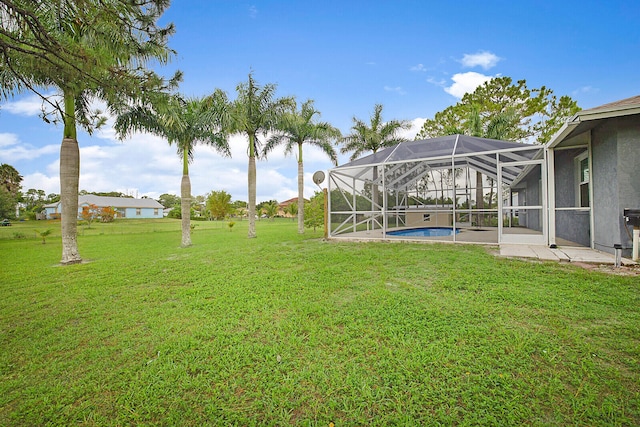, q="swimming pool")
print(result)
[387,227,461,237]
